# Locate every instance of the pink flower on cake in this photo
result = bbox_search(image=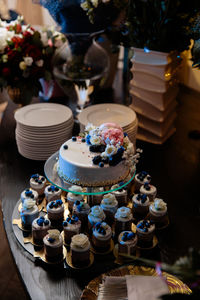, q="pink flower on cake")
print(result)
[101,127,124,146]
